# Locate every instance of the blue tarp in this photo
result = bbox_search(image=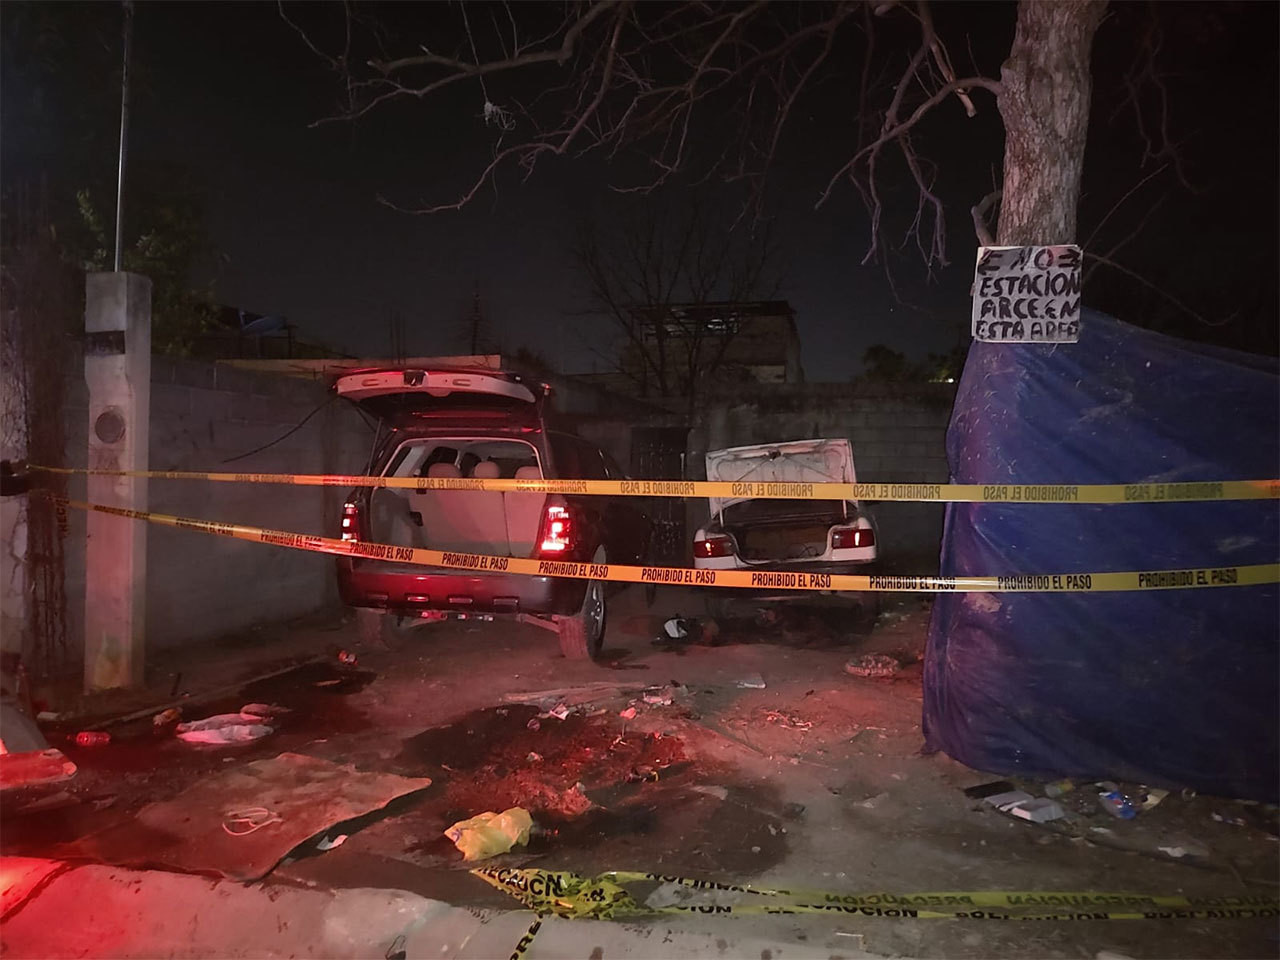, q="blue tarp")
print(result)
[924,309,1280,801]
